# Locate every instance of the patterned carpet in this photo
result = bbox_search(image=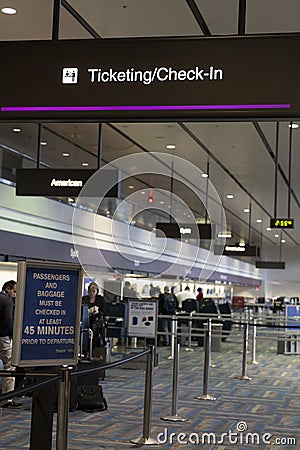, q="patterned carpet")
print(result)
[1,326,300,449]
